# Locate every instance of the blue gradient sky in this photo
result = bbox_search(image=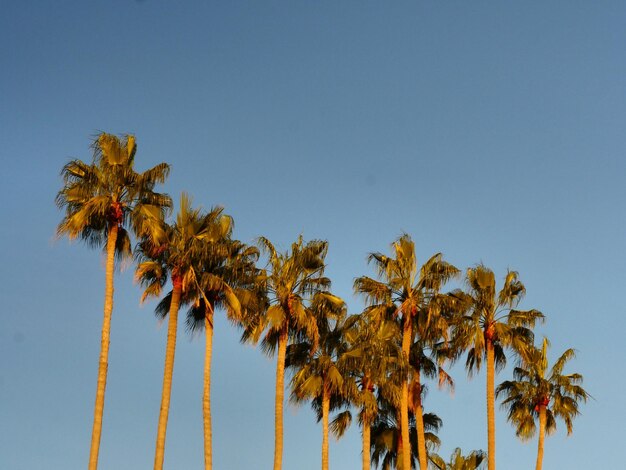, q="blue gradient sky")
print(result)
[1,1,624,469]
